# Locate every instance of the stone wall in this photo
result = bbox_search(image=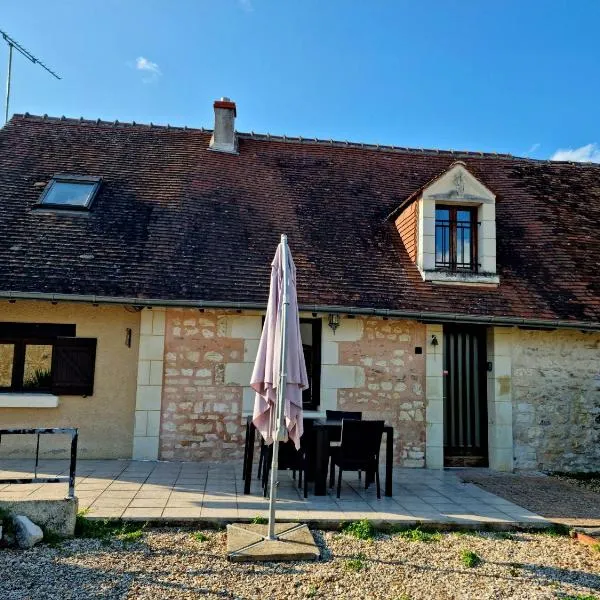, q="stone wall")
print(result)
[159,309,260,461]
[335,318,427,466]
[511,329,600,472]
[159,310,427,466]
